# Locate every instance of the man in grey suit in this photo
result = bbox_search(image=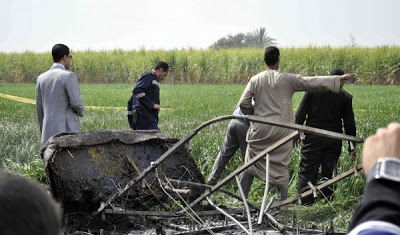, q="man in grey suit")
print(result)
[36,44,84,143]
